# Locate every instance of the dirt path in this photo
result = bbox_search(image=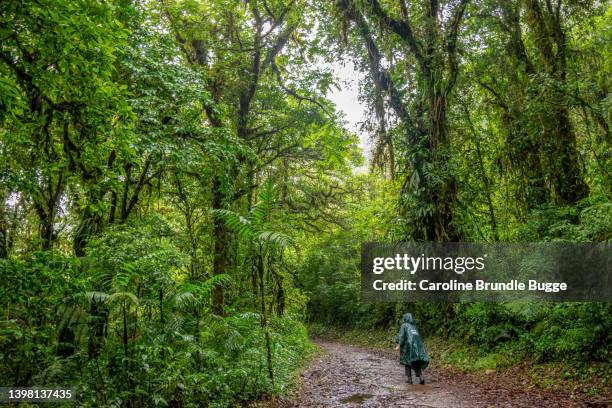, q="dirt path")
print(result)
[288,340,476,407]
[280,340,610,408]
